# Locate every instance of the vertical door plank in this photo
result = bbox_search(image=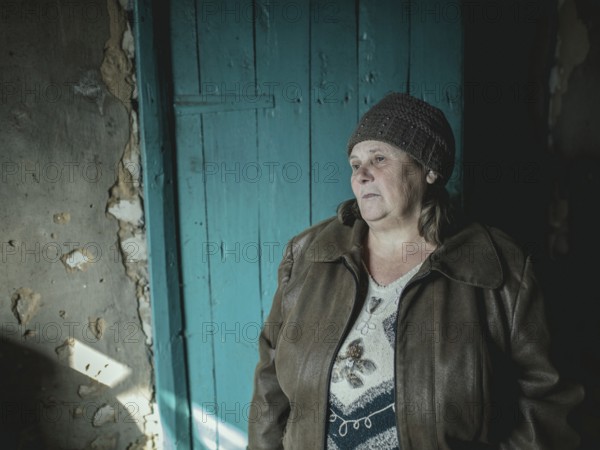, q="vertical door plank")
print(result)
[357,0,410,115]
[254,2,311,319]
[310,0,356,223]
[196,0,261,447]
[170,1,215,448]
[175,114,213,448]
[172,0,202,94]
[409,0,463,198]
